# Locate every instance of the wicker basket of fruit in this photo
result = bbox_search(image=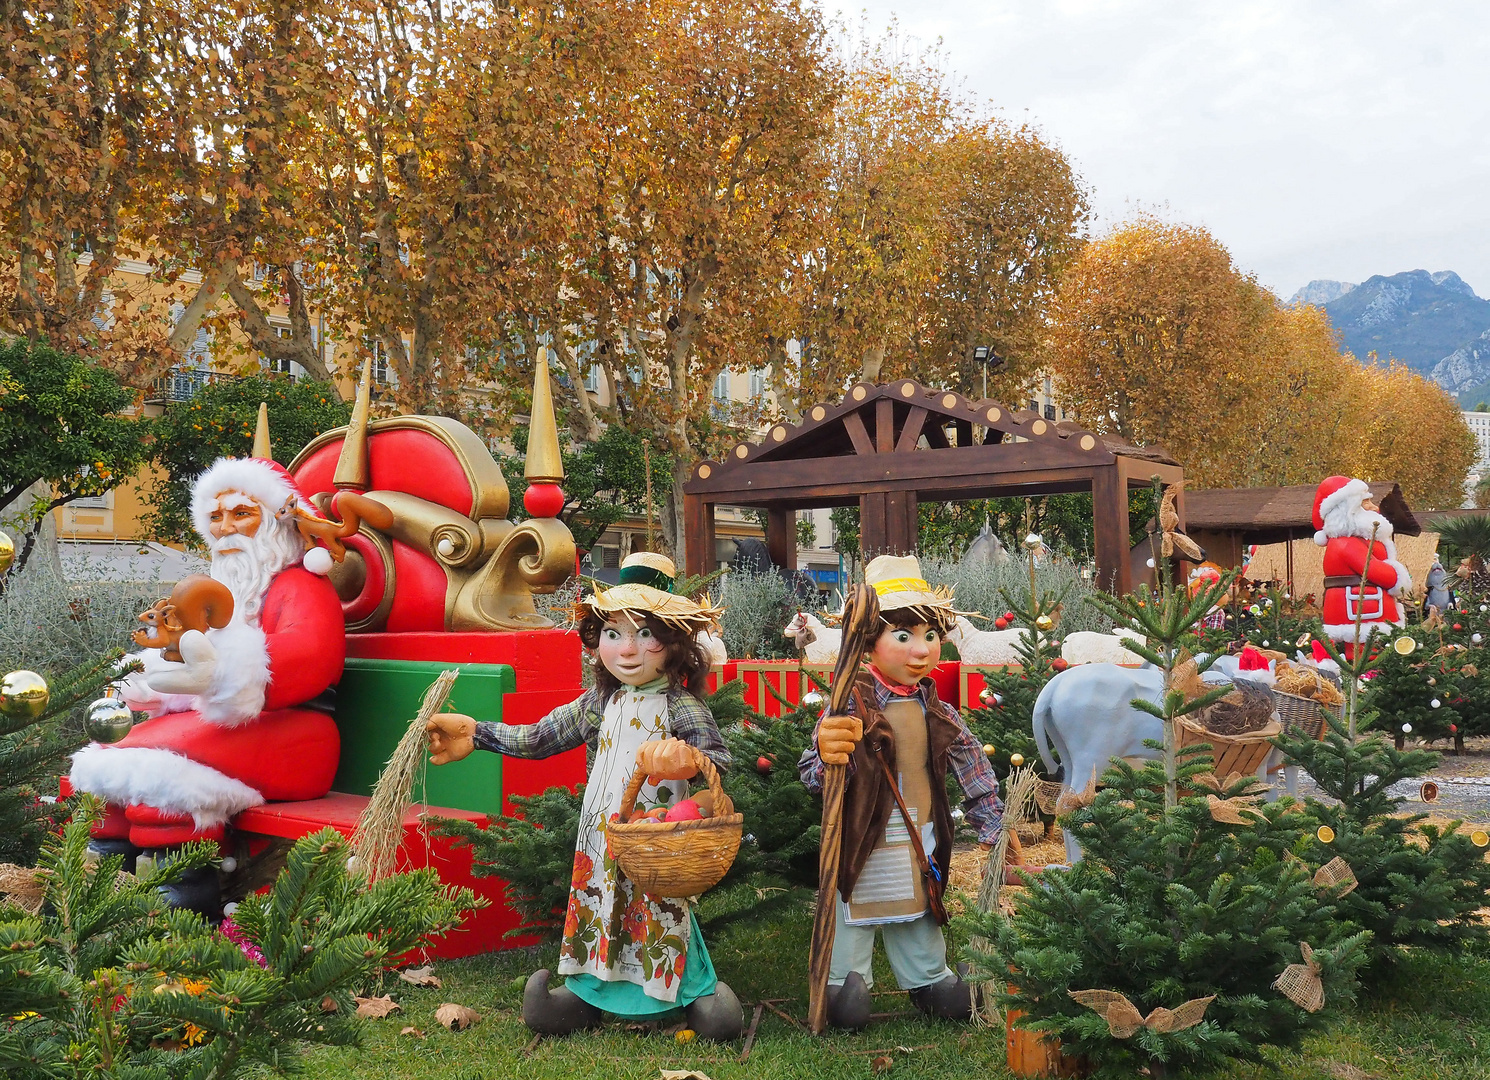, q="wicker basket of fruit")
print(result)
[605,743,743,899]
